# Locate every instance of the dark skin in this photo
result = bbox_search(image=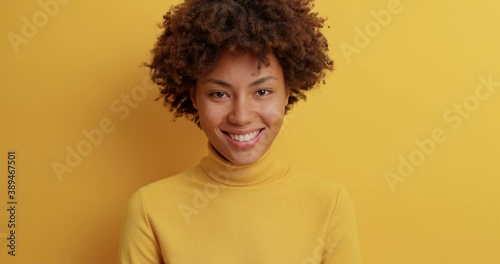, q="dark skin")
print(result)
[146,0,333,126]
